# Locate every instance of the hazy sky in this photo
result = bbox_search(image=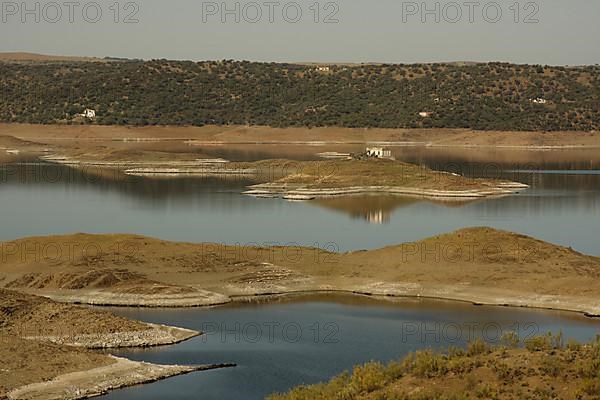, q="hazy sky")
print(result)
[2,0,599,65]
